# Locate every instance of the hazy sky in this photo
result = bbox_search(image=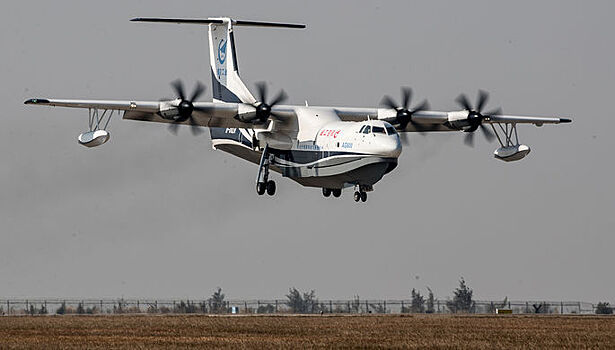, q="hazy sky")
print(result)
[1,0,613,302]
